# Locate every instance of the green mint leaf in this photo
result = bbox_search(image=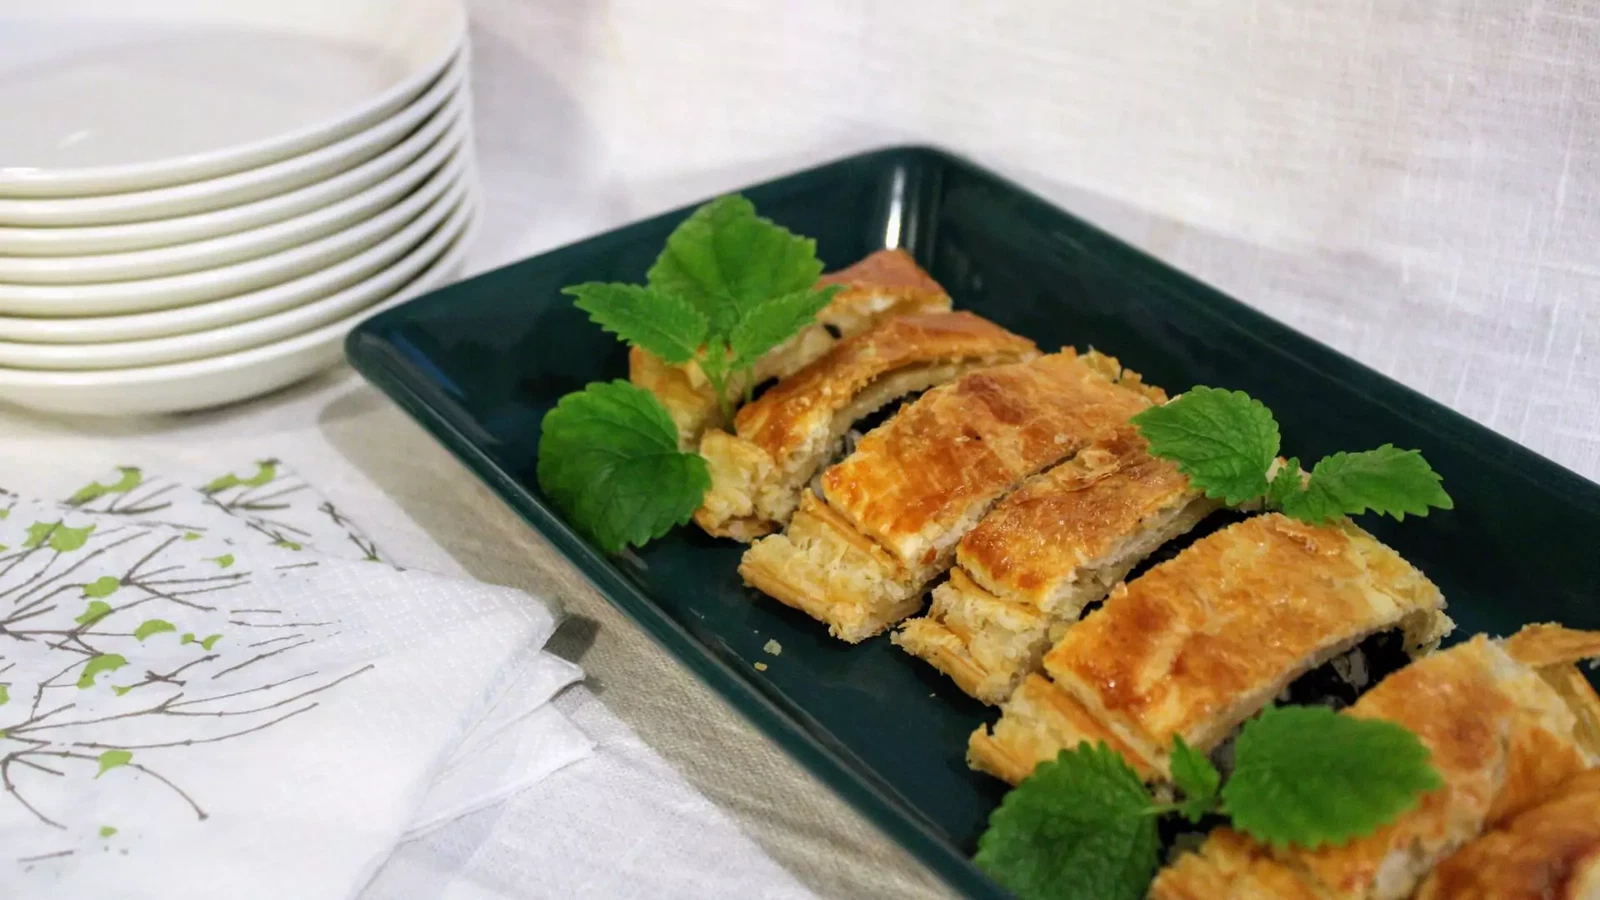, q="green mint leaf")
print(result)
[565,283,709,366]
[77,654,128,689]
[537,380,711,553]
[1221,705,1443,849]
[134,619,176,642]
[727,286,839,368]
[1131,388,1279,506]
[83,575,120,599]
[74,601,113,627]
[646,195,827,335]
[1279,445,1453,524]
[95,749,131,778]
[1266,457,1304,509]
[1169,736,1222,823]
[975,743,1160,900]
